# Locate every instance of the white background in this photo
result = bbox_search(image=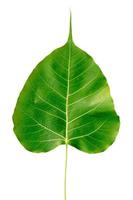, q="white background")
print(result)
[0,0,133,199]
